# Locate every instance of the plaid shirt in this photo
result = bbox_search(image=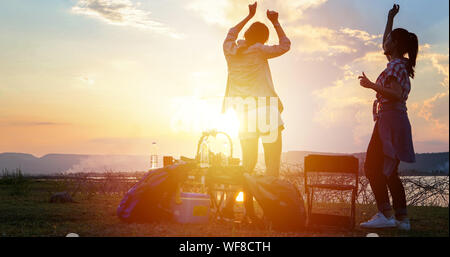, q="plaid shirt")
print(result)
[373,58,411,121]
